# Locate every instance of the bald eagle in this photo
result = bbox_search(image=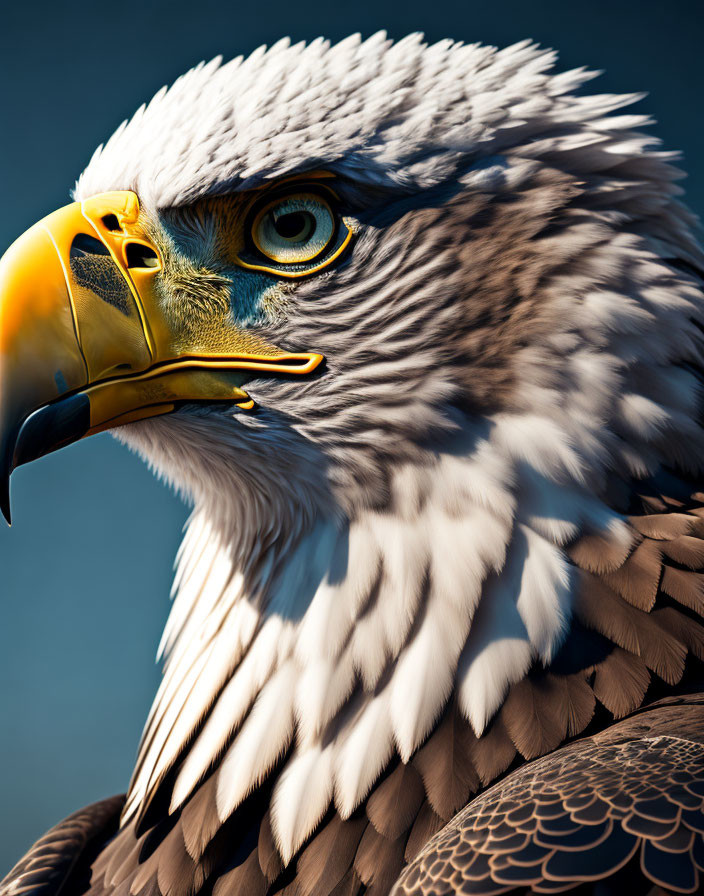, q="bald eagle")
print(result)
[1,32,704,896]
